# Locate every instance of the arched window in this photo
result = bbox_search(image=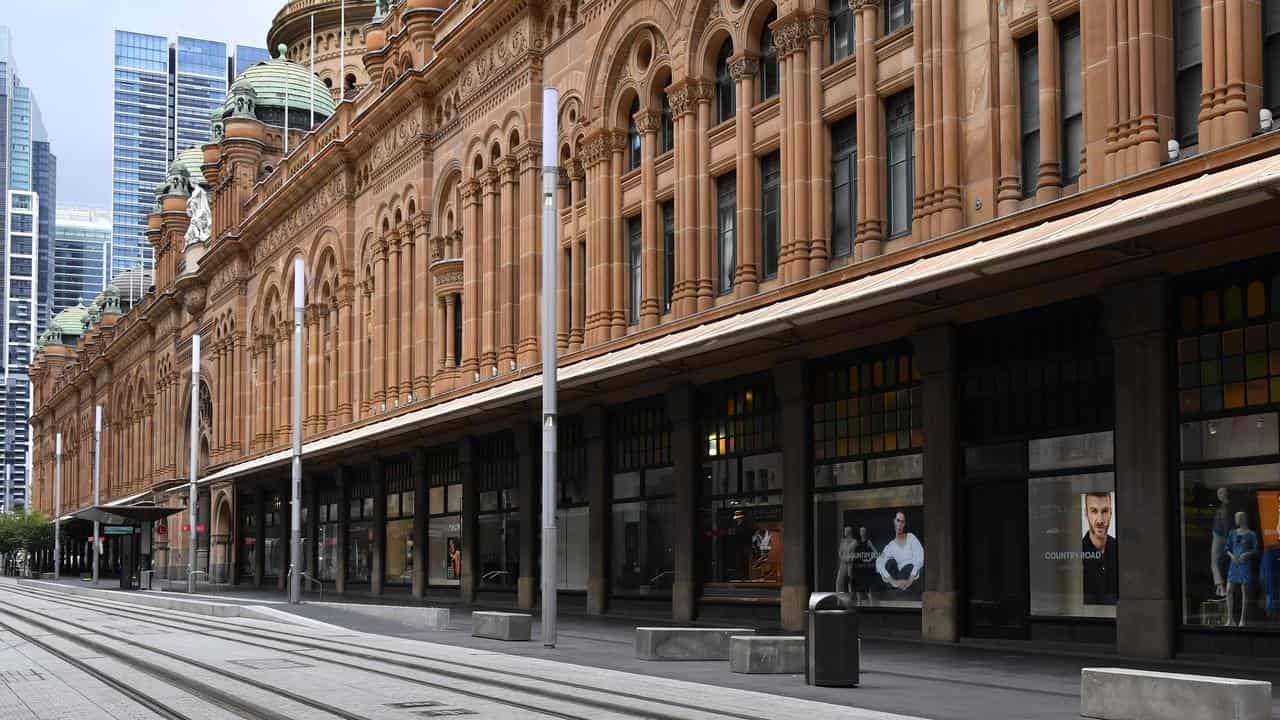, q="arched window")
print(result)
[759,12,779,101]
[715,40,735,124]
[627,96,641,171]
